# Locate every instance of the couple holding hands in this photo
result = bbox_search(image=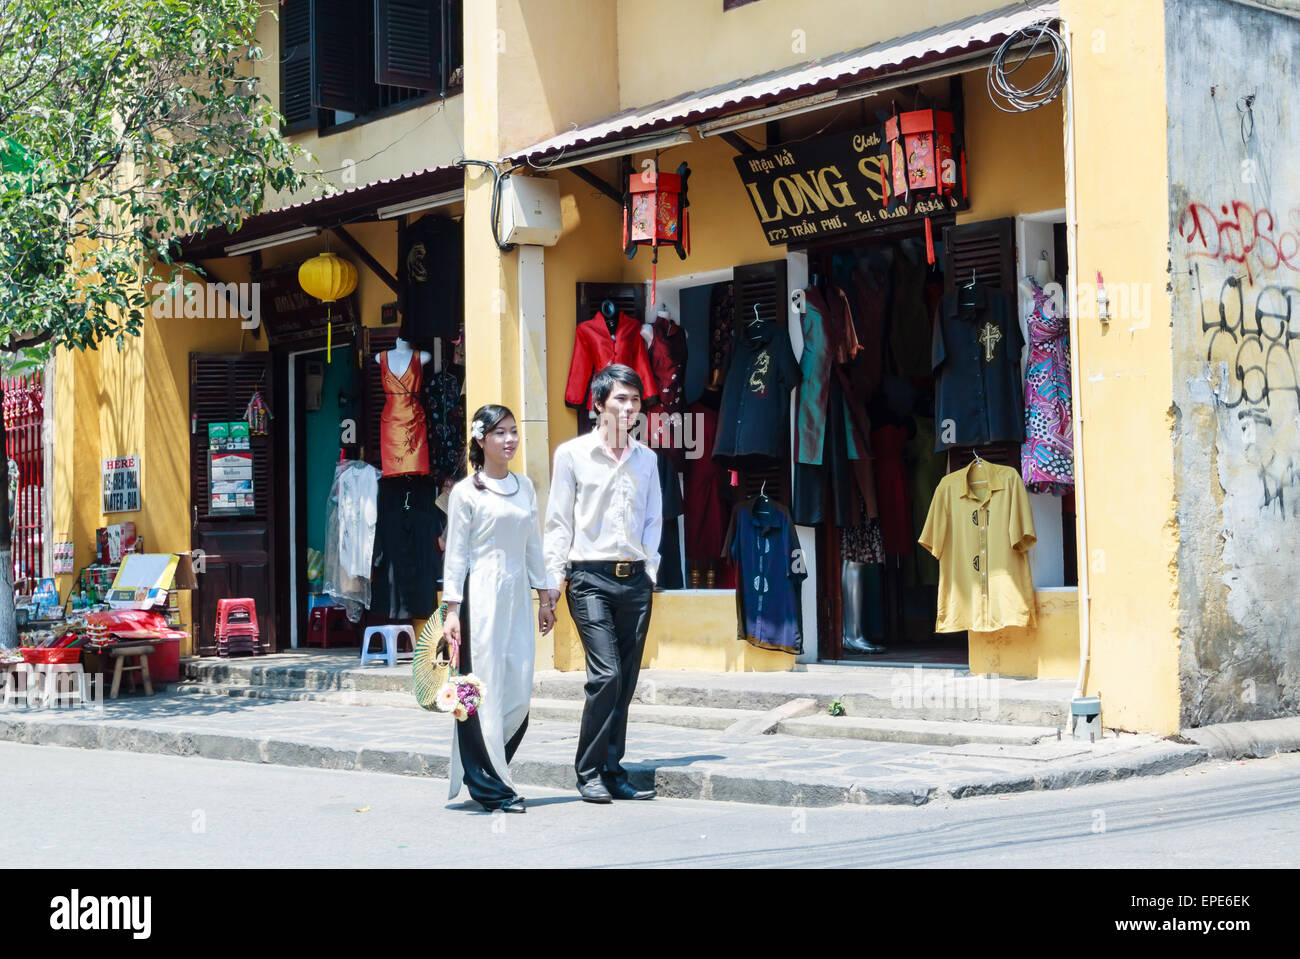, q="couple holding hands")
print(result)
[440,364,661,813]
